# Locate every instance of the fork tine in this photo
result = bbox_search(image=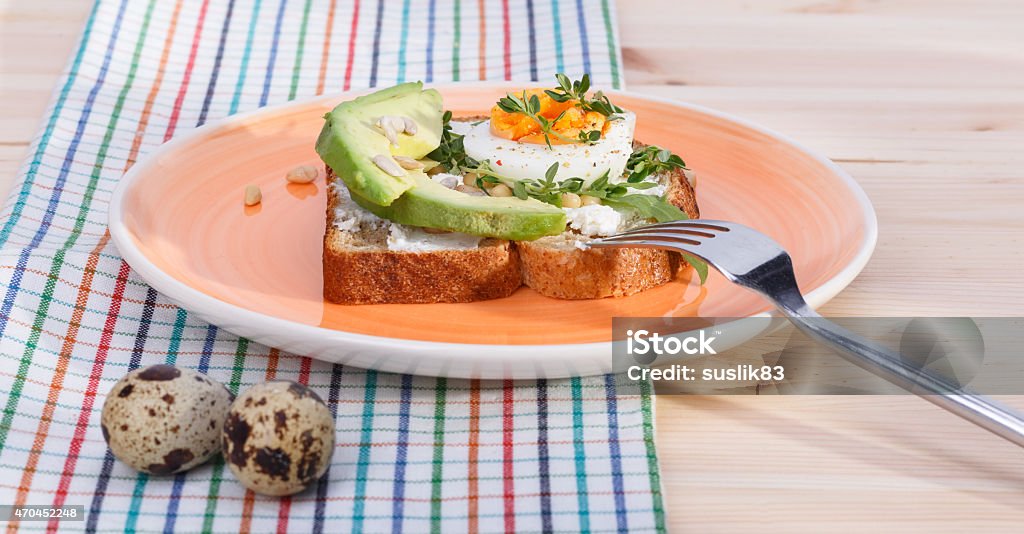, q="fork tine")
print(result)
[587,237,696,252]
[597,230,704,245]
[667,220,734,232]
[614,219,733,236]
[614,227,717,239]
